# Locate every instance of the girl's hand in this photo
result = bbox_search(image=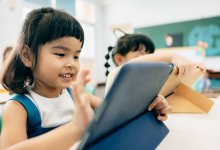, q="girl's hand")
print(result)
[71,70,94,133]
[171,54,206,77]
[148,95,172,121]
